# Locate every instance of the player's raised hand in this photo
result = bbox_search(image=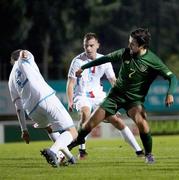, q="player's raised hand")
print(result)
[21,130,30,144]
[165,94,174,107]
[75,68,83,77]
[20,50,28,59]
